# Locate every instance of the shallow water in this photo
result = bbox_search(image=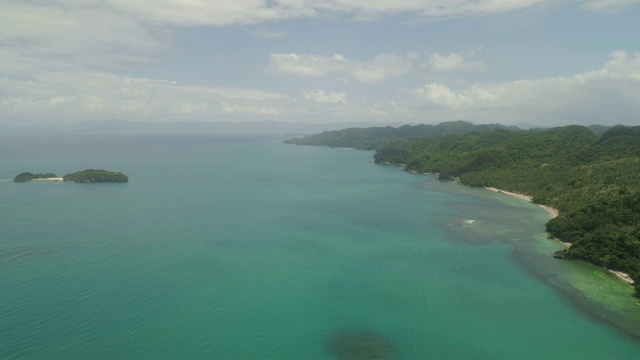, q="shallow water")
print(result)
[1,133,639,359]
